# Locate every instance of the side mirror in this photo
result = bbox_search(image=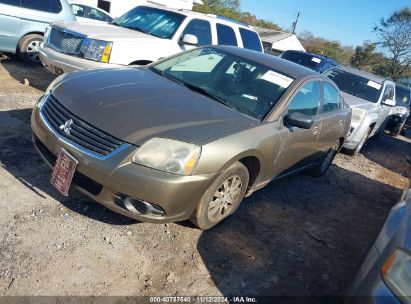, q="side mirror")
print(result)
[407,154,411,165]
[285,112,314,129]
[179,34,198,46]
[382,98,396,107]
